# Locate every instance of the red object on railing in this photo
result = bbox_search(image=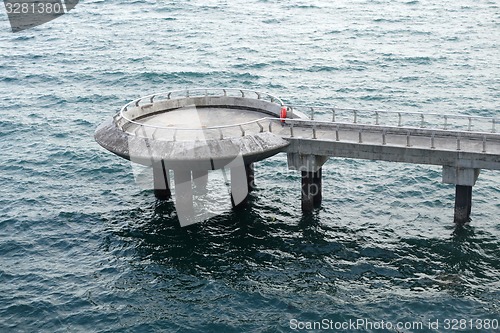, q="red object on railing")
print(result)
[280,106,287,122]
